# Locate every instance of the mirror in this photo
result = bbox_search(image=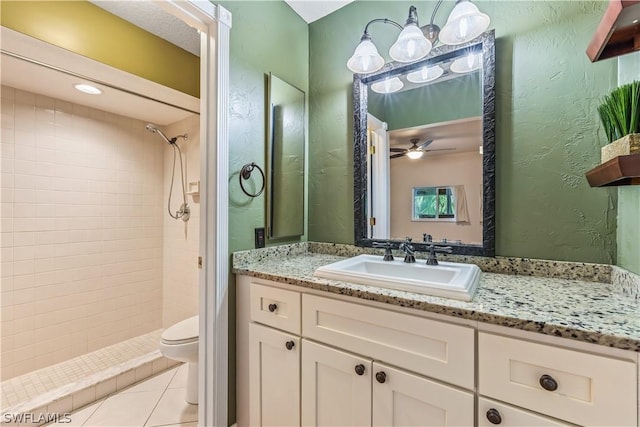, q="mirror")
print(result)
[267,73,305,239]
[353,31,495,256]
